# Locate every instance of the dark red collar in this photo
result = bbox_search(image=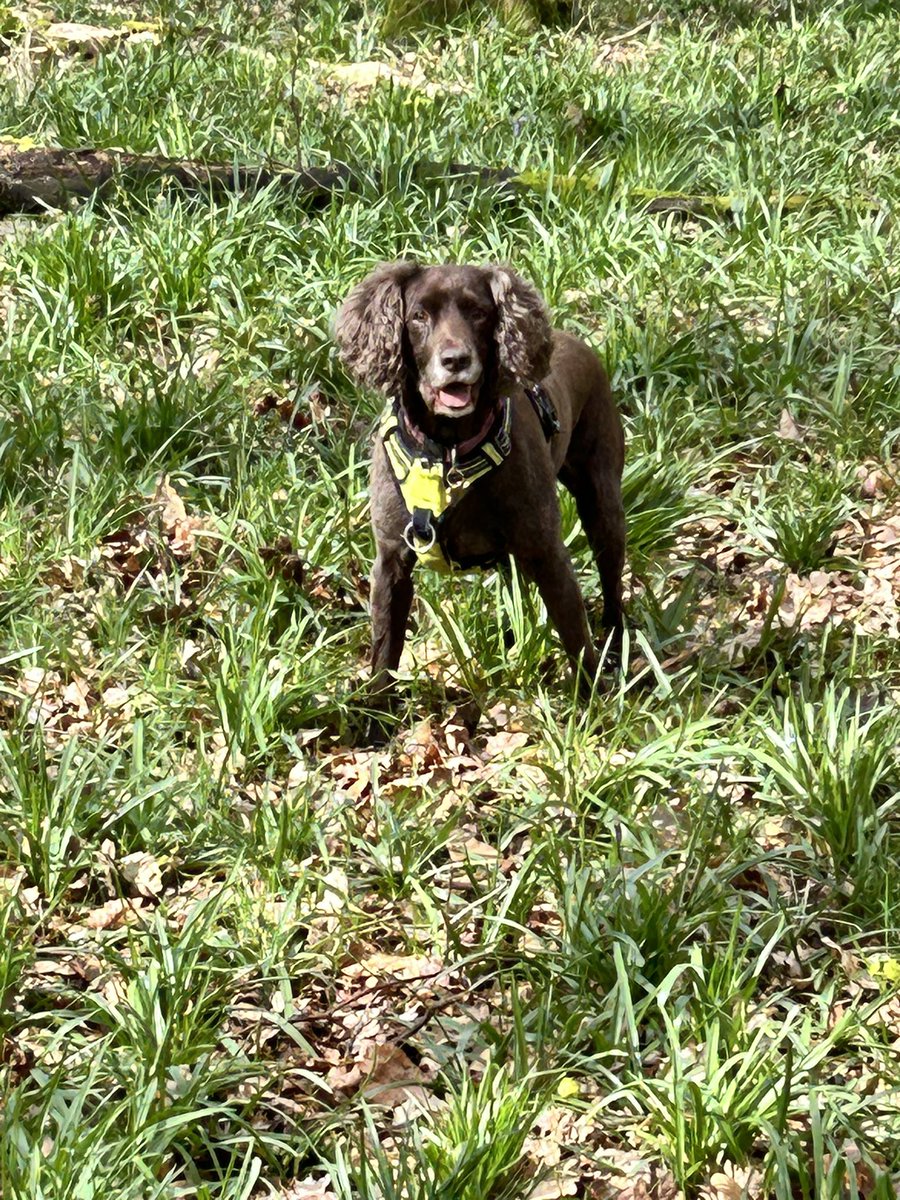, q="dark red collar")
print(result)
[396,398,506,462]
